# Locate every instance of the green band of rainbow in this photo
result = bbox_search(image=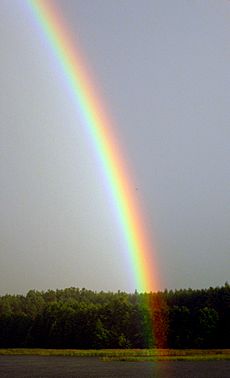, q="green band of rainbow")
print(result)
[28,0,158,292]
